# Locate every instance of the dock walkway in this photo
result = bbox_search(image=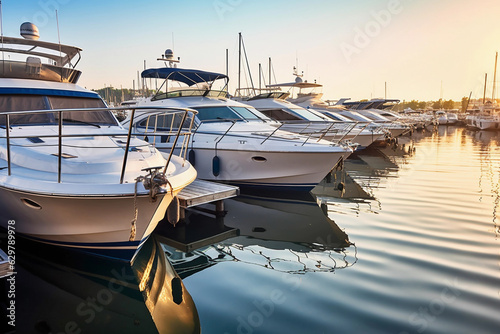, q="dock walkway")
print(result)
[177,179,239,217]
